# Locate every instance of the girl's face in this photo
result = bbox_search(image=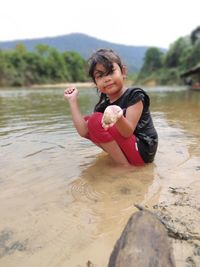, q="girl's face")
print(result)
[93,63,126,102]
